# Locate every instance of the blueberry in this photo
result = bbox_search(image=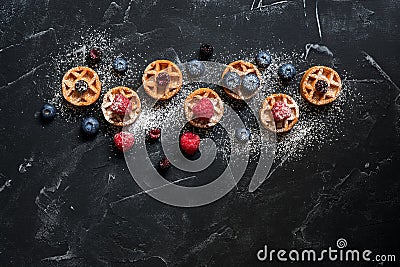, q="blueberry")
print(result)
[223,71,241,91]
[242,73,260,93]
[278,63,296,81]
[235,128,251,142]
[255,51,272,68]
[81,117,100,136]
[40,103,56,121]
[113,57,128,73]
[186,59,205,78]
[199,43,213,60]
